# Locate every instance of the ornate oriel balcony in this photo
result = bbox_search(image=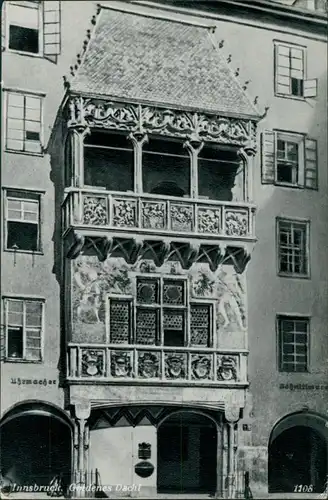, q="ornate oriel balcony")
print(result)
[61,96,258,272]
[67,343,248,387]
